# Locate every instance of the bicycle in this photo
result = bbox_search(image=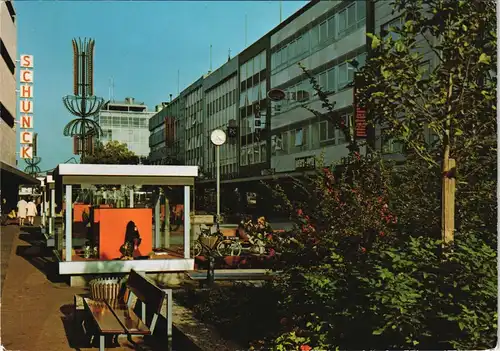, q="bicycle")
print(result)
[192,226,242,257]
